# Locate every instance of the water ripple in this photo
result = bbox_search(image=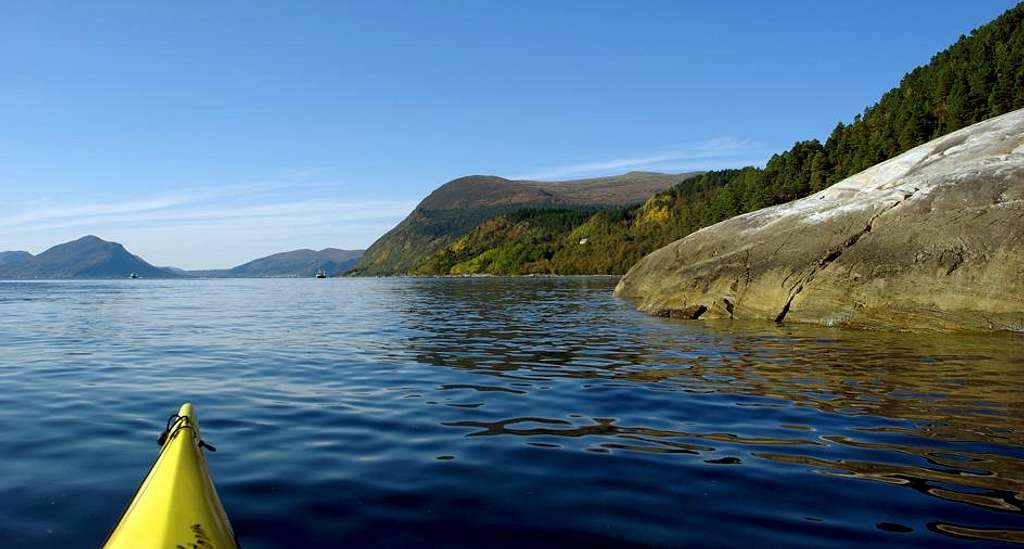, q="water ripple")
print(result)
[0,277,1021,548]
